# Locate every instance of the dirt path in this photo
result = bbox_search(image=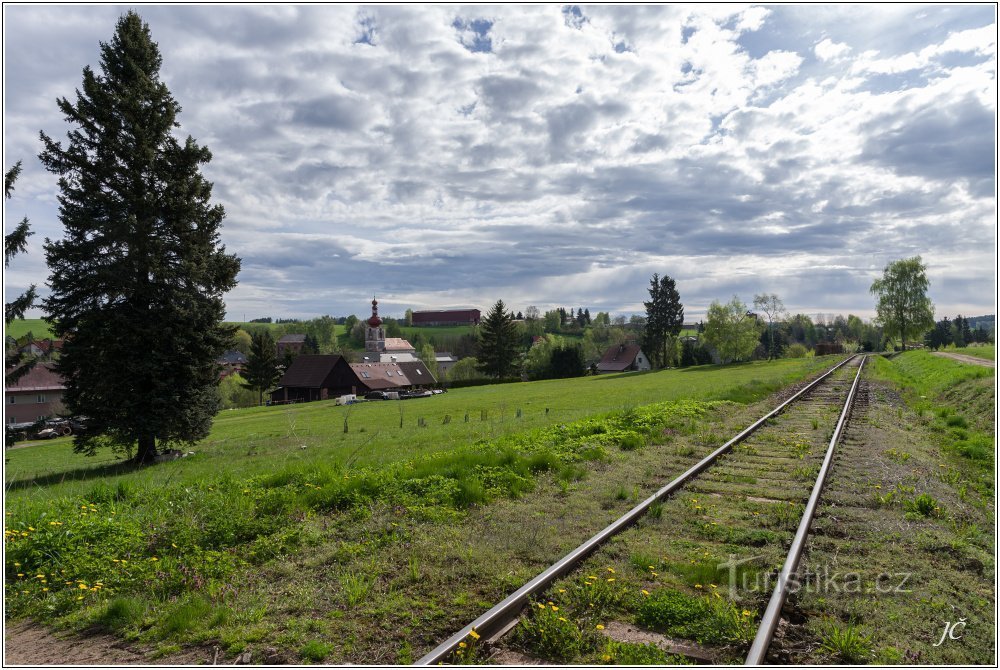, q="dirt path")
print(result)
[931,351,996,368]
[3,620,214,666]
